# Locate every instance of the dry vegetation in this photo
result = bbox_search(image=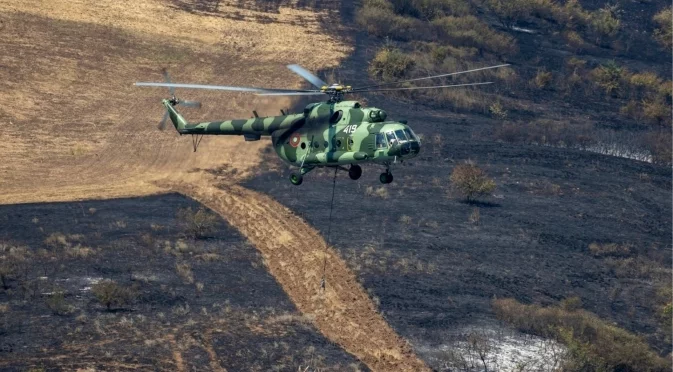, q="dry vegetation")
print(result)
[449,162,496,202]
[92,280,137,311]
[492,298,669,371]
[357,0,672,165]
